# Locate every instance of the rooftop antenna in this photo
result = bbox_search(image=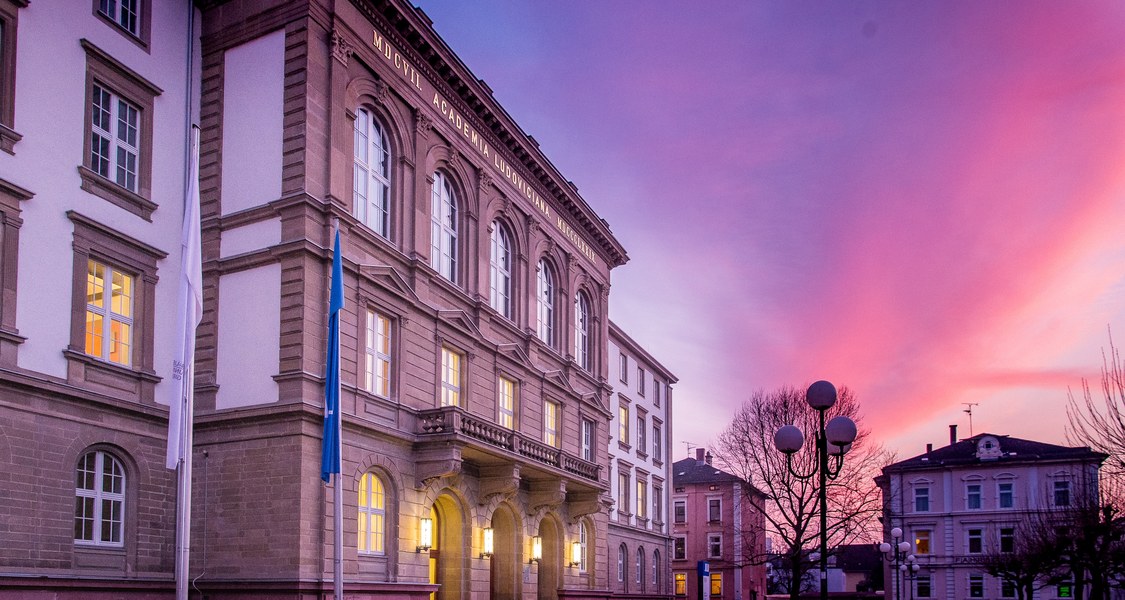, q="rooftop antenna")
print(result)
[962,403,979,437]
[682,441,696,457]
